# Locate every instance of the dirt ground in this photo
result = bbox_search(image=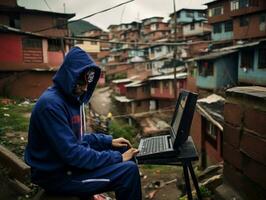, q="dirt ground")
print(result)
[140,165,184,200]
